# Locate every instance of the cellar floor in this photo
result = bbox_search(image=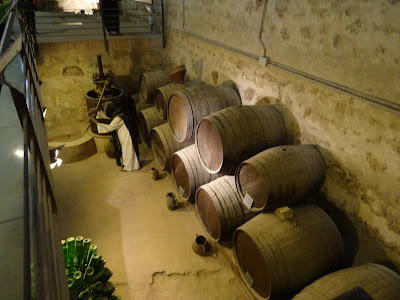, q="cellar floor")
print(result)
[52,142,251,300]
